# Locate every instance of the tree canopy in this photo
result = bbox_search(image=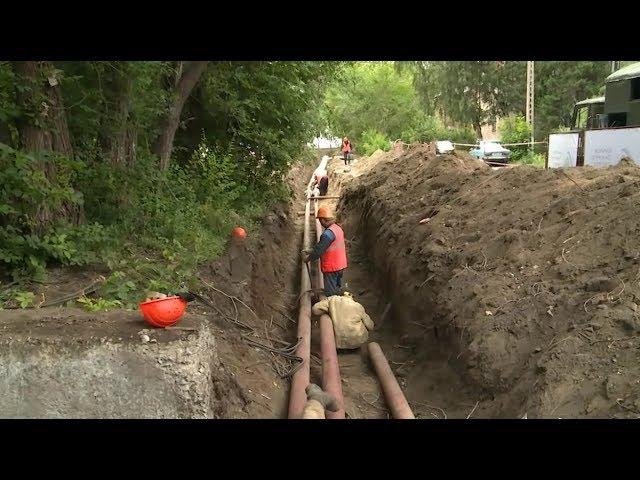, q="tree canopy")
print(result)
[0,60,620,308]
[0,61,339,306]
